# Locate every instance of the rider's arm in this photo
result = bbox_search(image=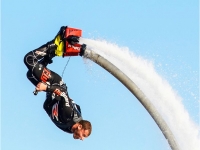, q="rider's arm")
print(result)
[53,120,76,134]
[36,82,66,96]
